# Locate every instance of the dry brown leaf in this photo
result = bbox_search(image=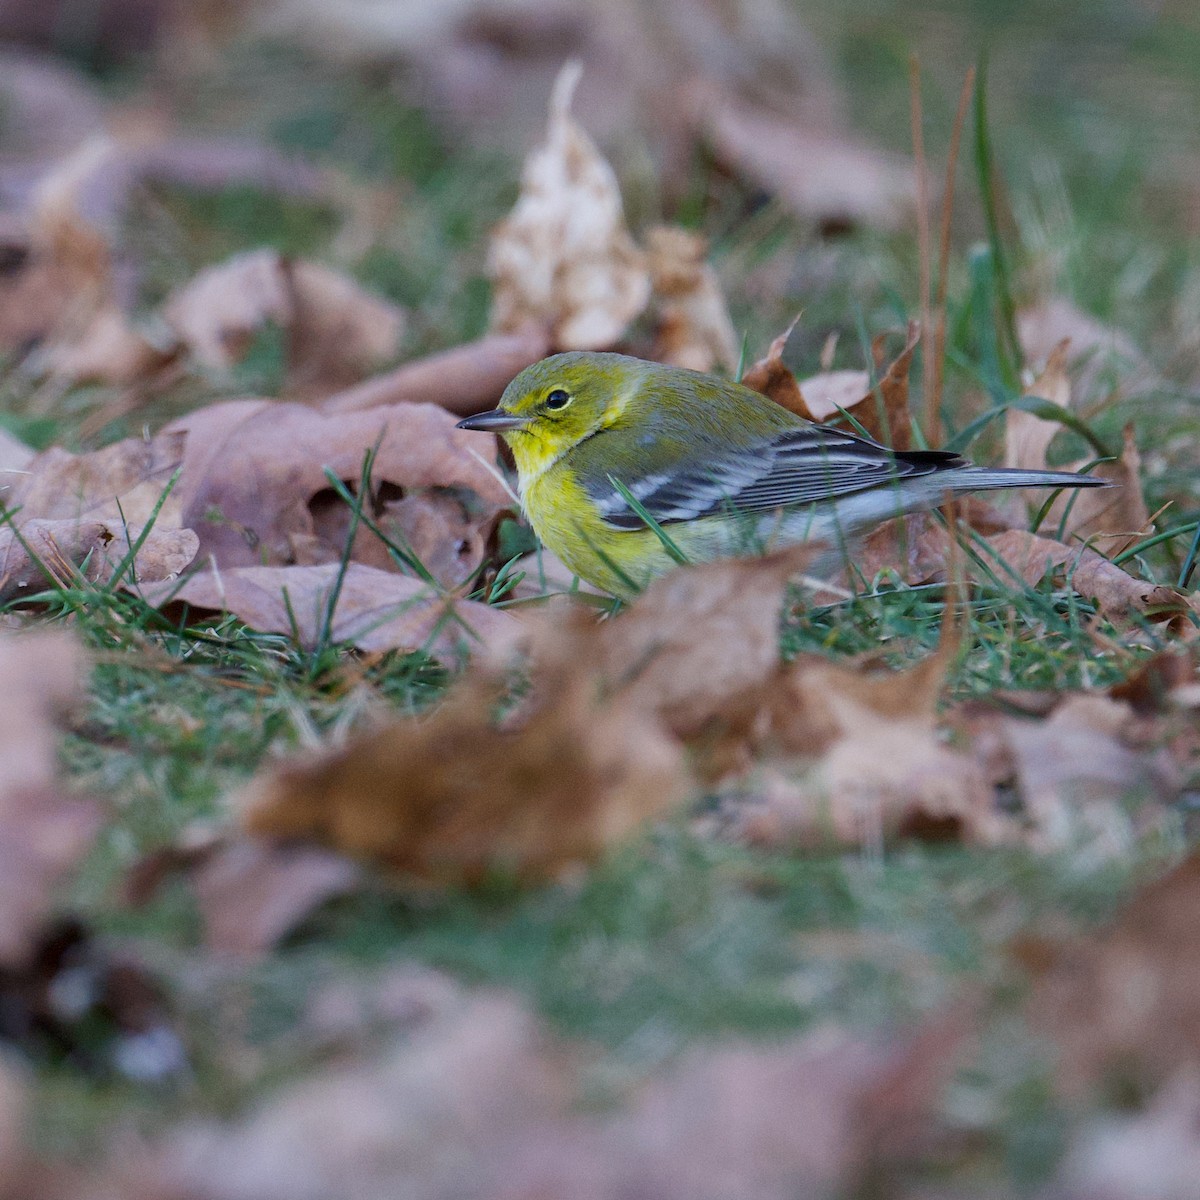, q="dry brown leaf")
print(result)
[849,323,920,450]
[11,428,186,526]
[1023,848,1200,1099]
[645,224,739,373]
[982,529,1182,622]
[165,400,512,588]
[38,304,176,386]
[1018,297,1157,401]
[597,545,819,747]
[739,317,814,419]
[125,826,365,966]
[164,248,406,393]
[845,497,1015,590]
[190,839,362,960]
[1064,423,1152,556]
[854,511,955,588]
[0,137,117,359]
[742,321,920,449]
[487,61,651,351]
[322,328,551,416]
[700,88,916,232]
[236,624,688,885]
[0,518,198,601]
[730,649,1001,851]
[0,630,101,967]
[139,562,520,665]
[0,429,197,598]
